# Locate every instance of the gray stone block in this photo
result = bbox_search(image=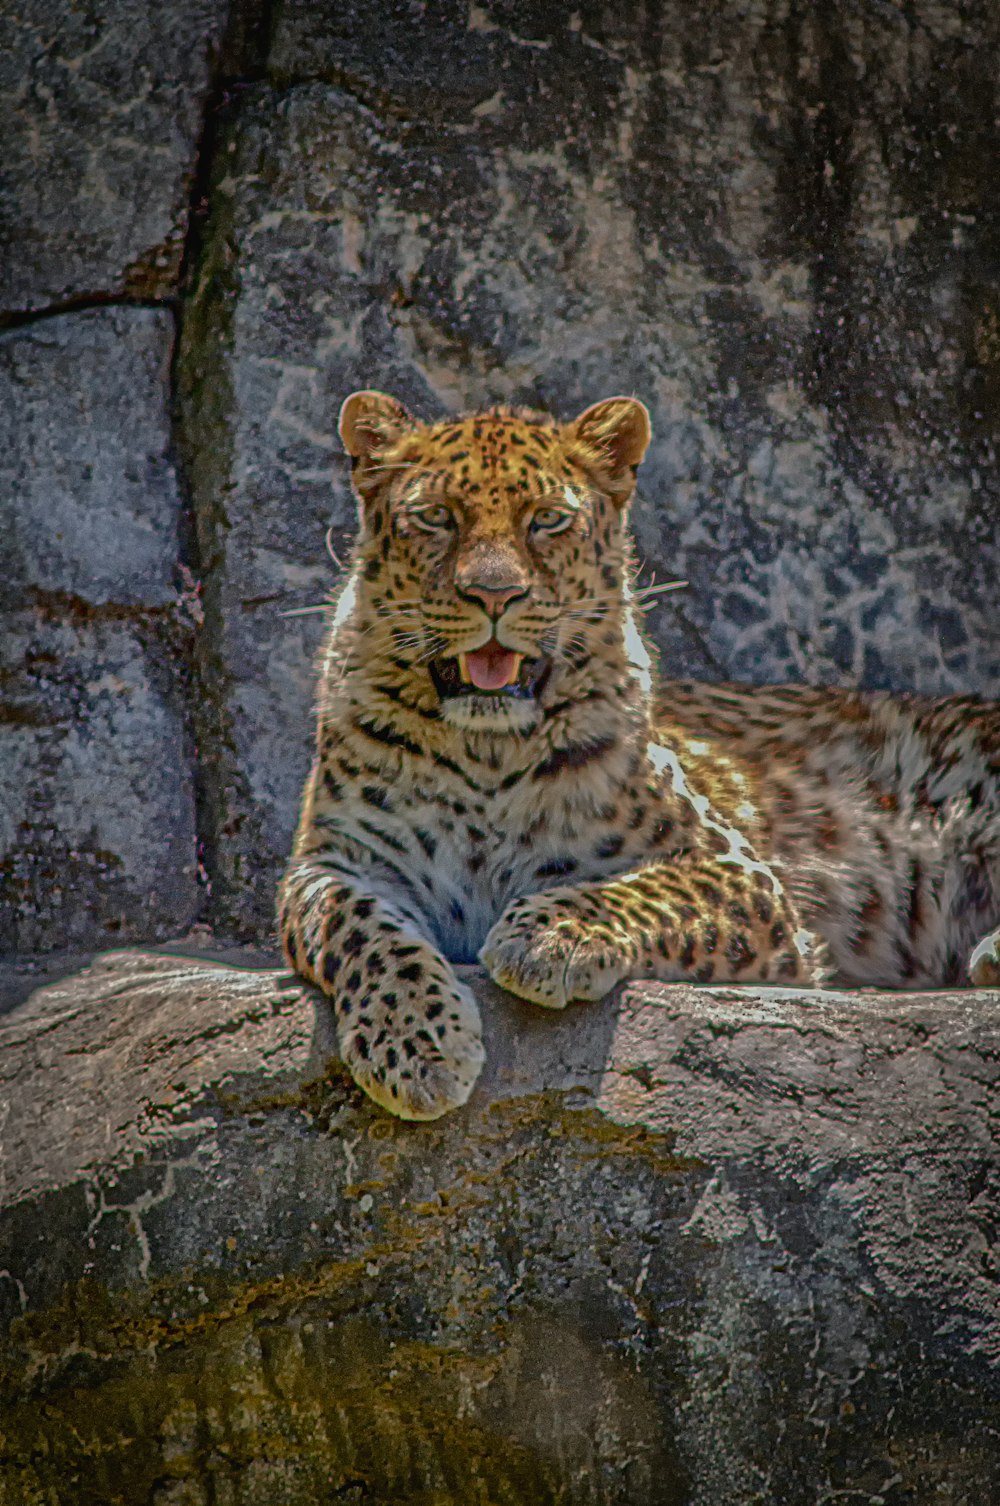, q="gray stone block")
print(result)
[2,949,1000,1501]
[0,613,199,953]
[179,0,1000,934]
[0,0,227,311]
[0,308,199,952]
[1,308,184,607]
